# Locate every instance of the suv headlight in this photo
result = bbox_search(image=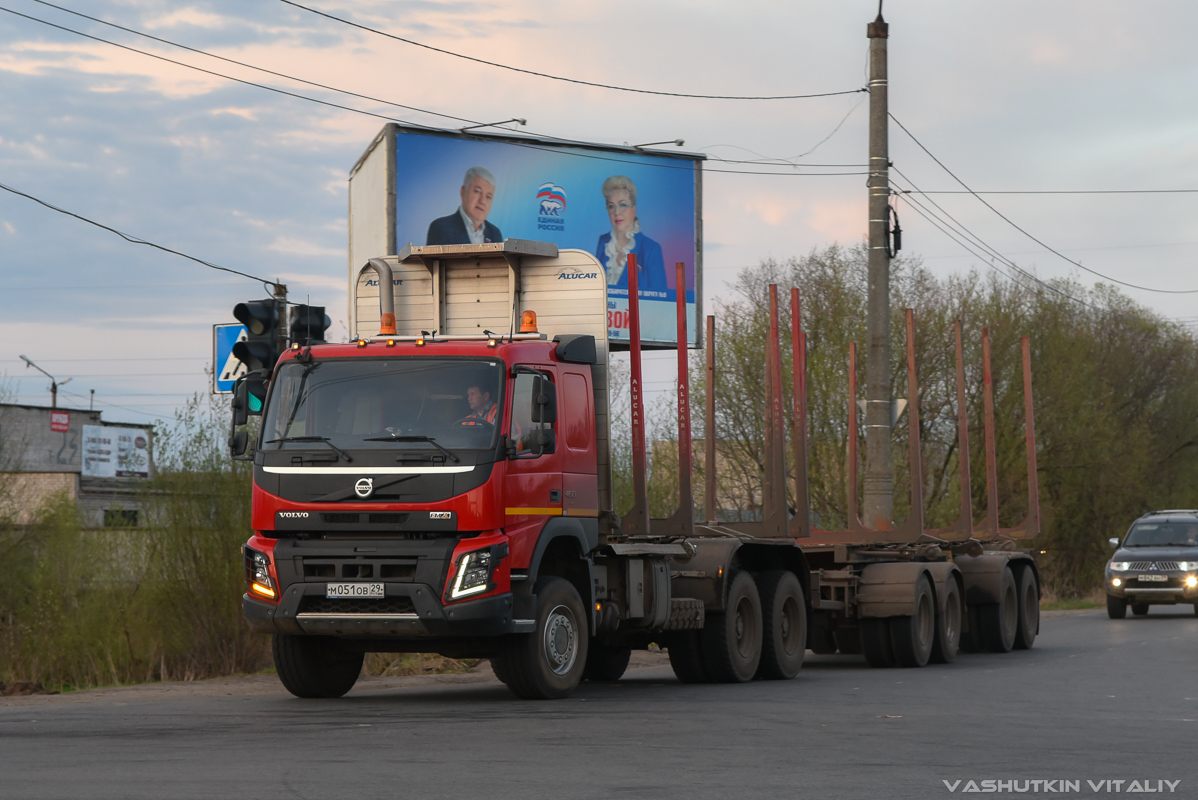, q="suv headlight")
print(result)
[1109,561,1131,572]
[449,550,493,600]
[1176,561,1194,571]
